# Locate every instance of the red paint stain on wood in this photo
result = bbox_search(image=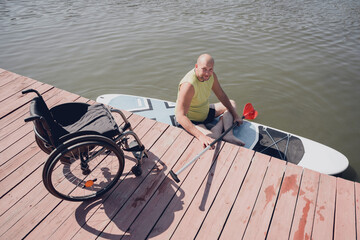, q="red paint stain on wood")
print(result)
[294,197,312,240]
[280,174,299,196]
[306,186,315,193]
[317,206,325,221]
[265,185,276,207]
